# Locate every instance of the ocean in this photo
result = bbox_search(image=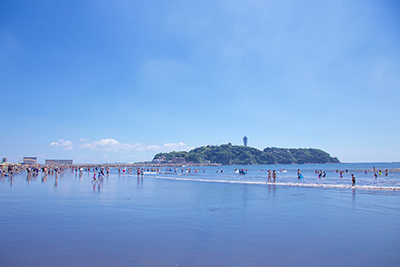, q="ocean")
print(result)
[149,162,400,192]
[1,162,399,266]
